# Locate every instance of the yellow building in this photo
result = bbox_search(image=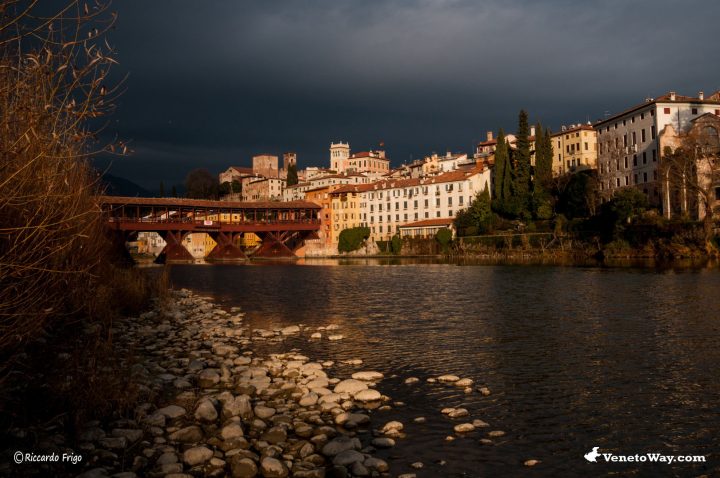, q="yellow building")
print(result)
[330,186,363,245]
[551,124,598,175]
[184,233,217,259]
